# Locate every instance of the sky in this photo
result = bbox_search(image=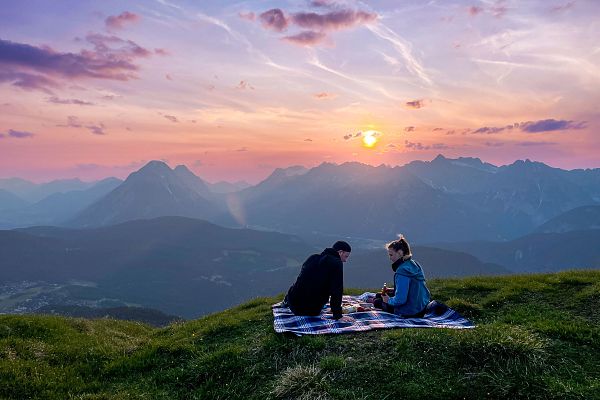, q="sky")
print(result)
[0,0,599,183]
